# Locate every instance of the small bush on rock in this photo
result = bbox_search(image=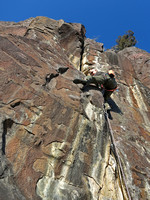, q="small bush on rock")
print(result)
[113,30,137,52]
